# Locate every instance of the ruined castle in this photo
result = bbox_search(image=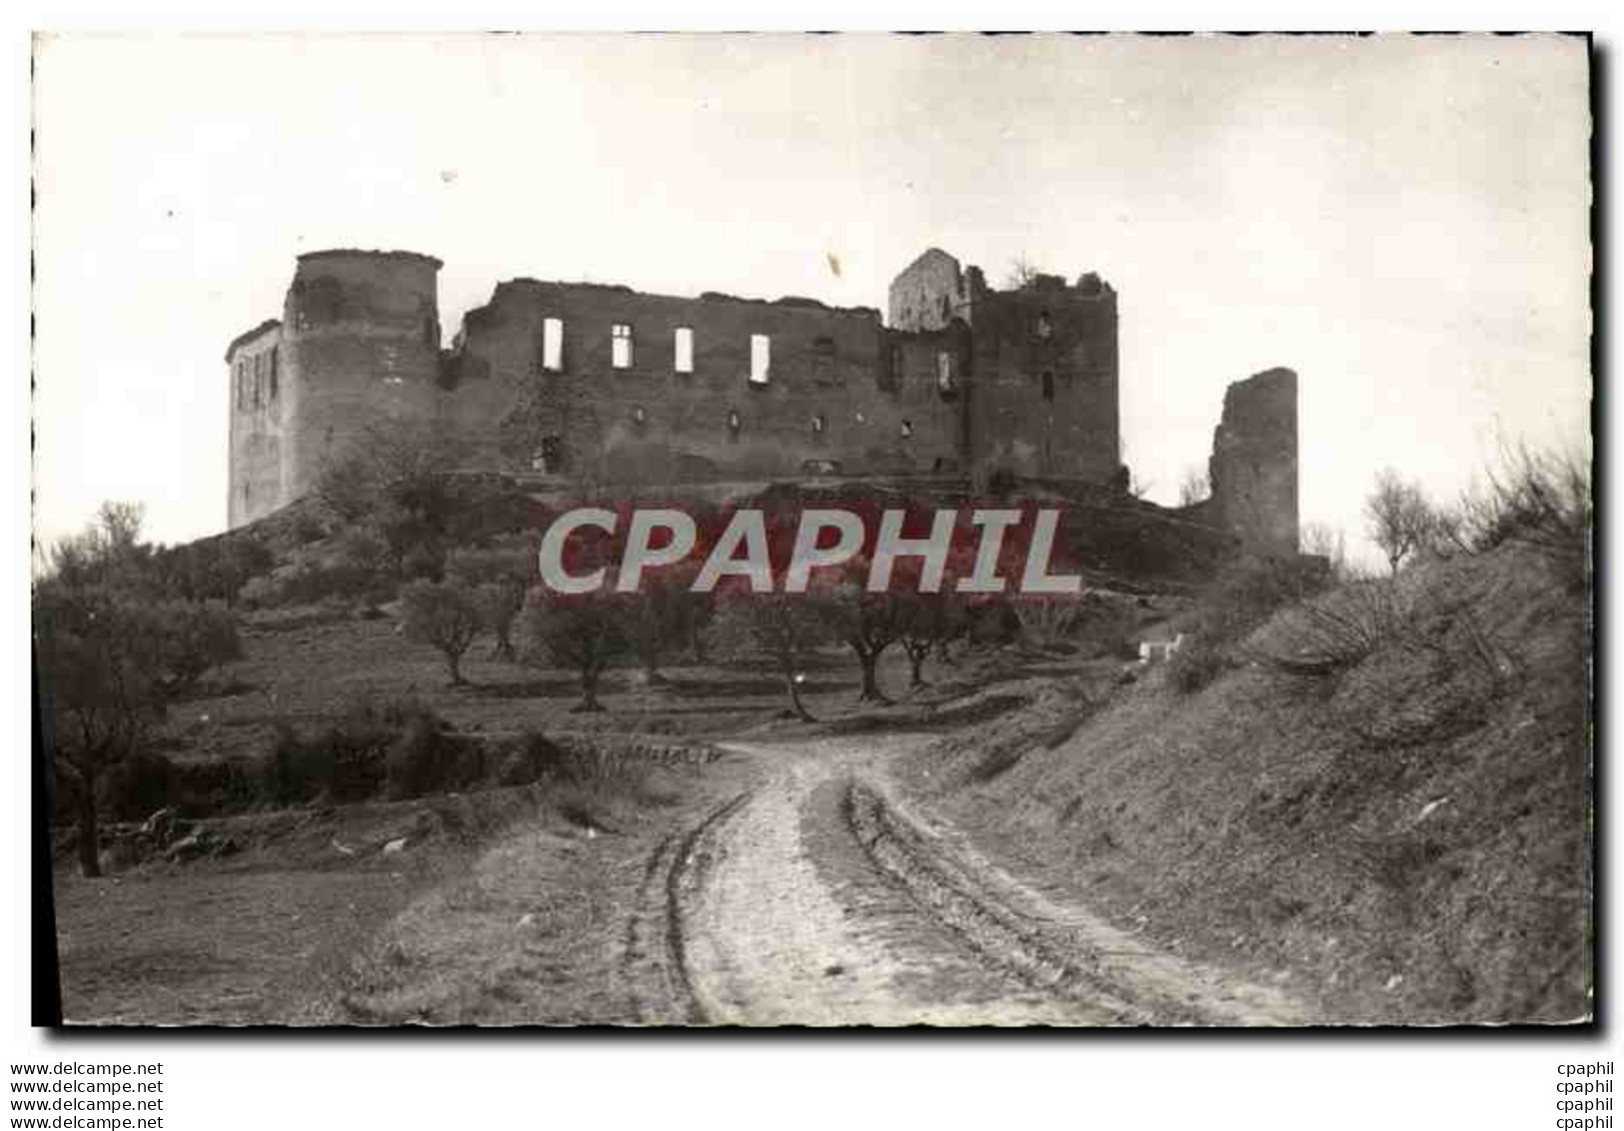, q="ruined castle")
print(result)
[226,247,1297,555]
